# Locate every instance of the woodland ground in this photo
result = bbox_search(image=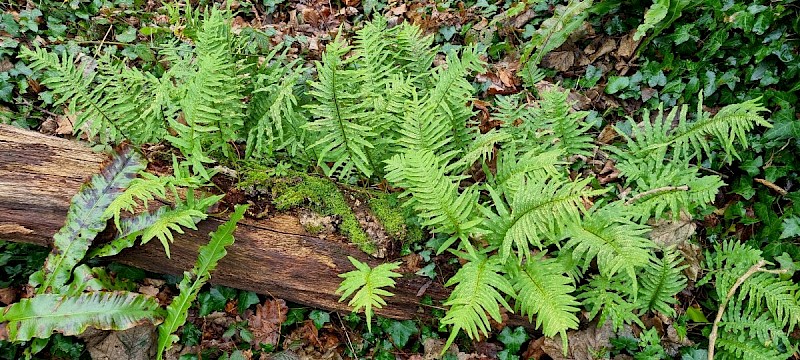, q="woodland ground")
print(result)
[1,0,799,359]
